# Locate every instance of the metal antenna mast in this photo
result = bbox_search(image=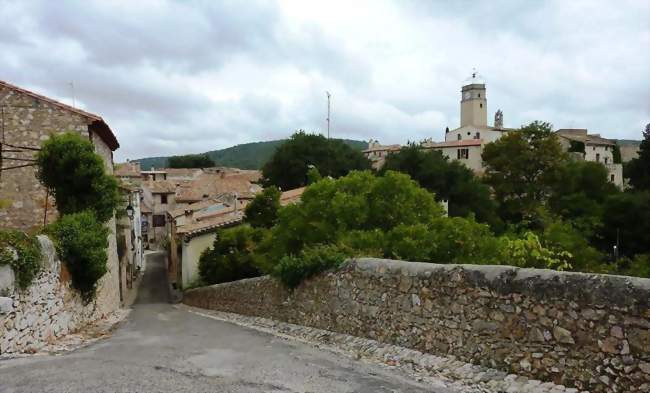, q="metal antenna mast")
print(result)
[326,91,331,139]
[69,81,75,108]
